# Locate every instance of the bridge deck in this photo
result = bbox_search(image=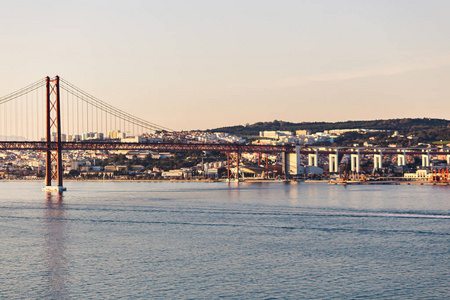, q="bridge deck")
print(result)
[0,141,449,155]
